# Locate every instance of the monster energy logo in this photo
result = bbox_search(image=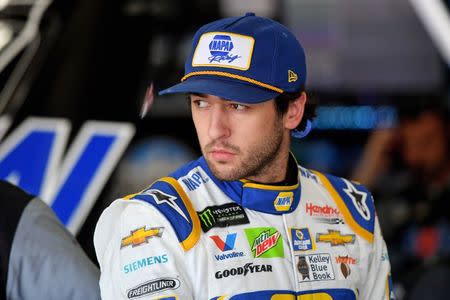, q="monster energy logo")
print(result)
[197,203,250,233]
[199,208,215,227]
